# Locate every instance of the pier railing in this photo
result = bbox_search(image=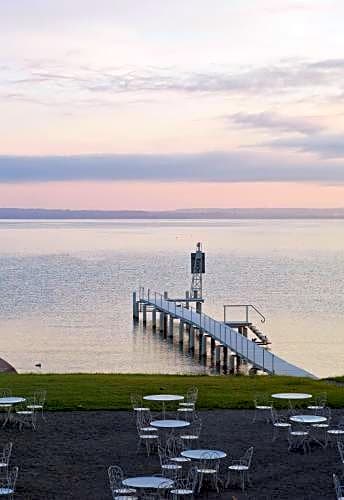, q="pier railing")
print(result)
[138,288,315,378]
[223,304,266,324]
